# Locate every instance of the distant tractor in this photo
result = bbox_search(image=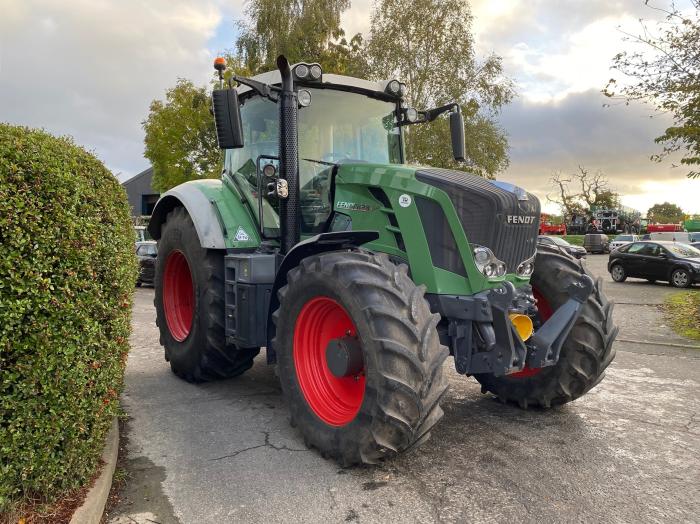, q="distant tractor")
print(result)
[148,56,618,465]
